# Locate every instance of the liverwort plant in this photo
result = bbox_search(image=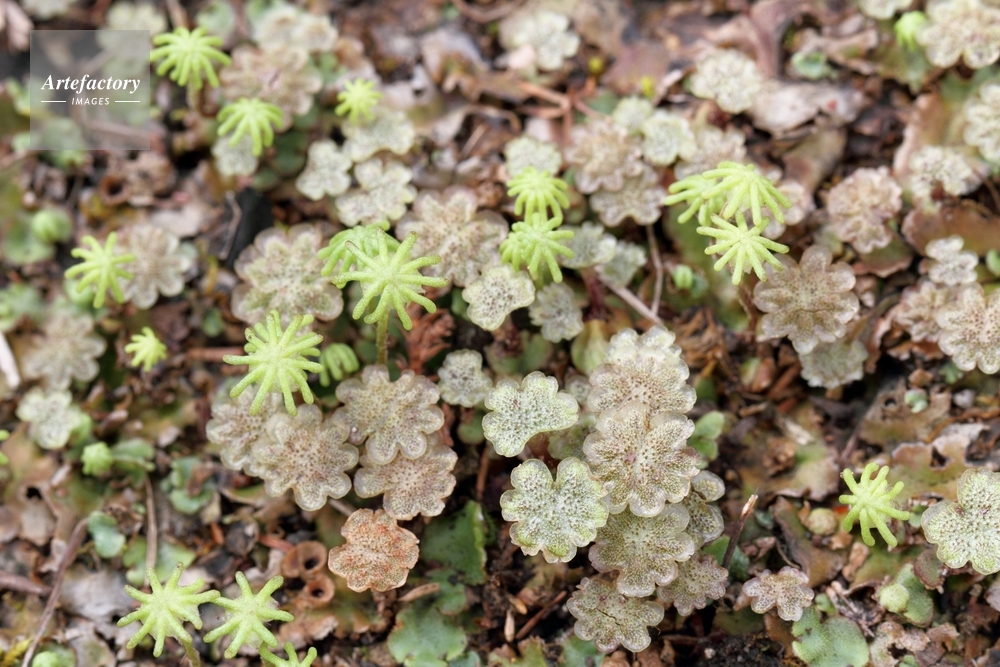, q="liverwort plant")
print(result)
[839,462,911,548]
[217,98,285,157]
[500,457,609,563]
[150,26,231,90]
[331,228,447,364]
[483,371,579,457]
[118,563,220,667]
[922,467,1000,574]
[222,310,324,416]
[64,233,136,308]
